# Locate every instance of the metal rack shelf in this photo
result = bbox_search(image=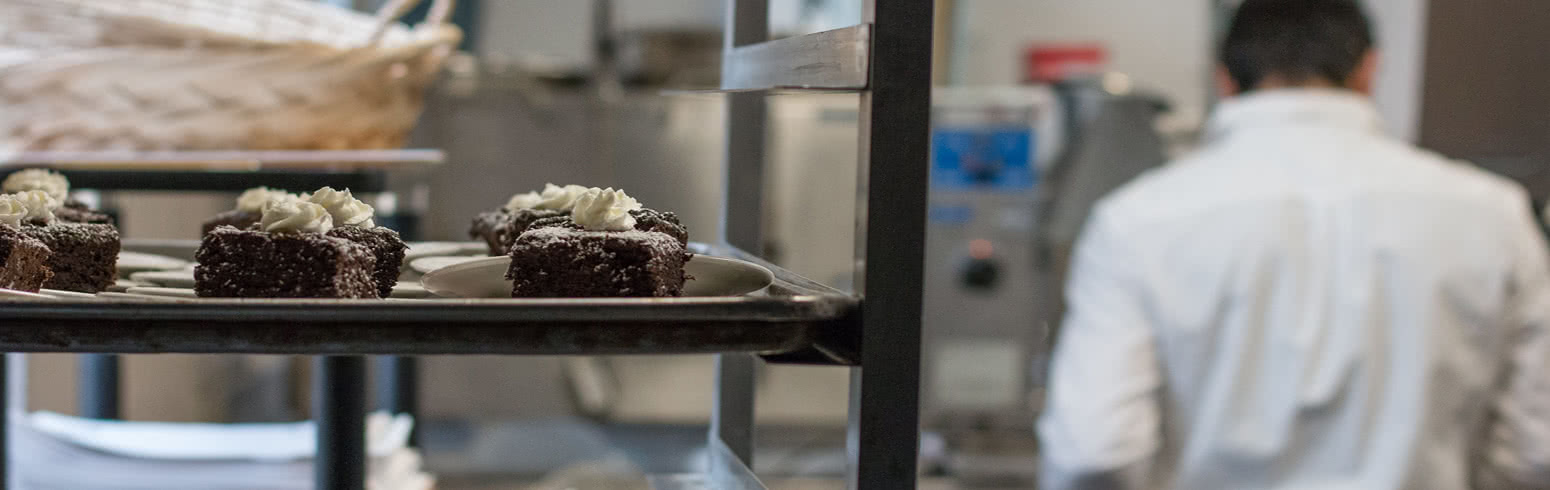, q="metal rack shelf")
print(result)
[0,256,859,363]
[0,0,931,488]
